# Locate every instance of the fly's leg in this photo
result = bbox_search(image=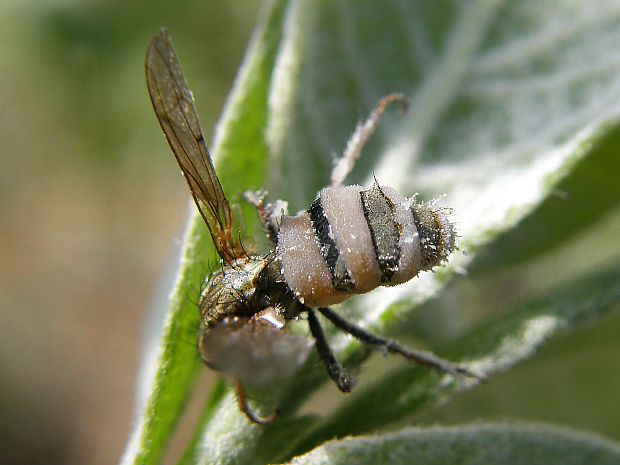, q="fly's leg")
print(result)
[317,306,487,381]
[330,93,409,187]
[307,308,355,392]
[244,190,288,246]
[235,377,278,425]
